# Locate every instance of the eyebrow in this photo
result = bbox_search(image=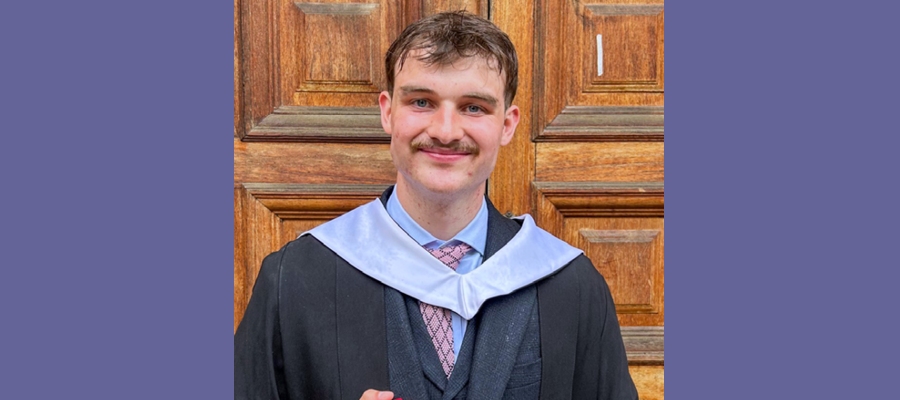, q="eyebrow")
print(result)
[462,92,499,108]
[398,86,499,108]
[399,86,436,96]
